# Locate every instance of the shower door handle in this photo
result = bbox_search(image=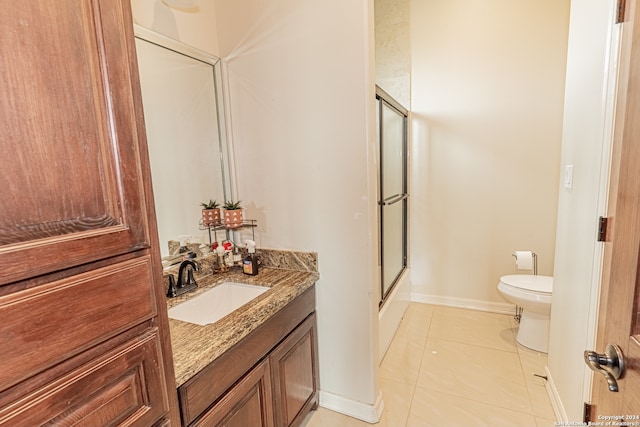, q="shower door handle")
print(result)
[380,193,407,206]
[584,344,625,392]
